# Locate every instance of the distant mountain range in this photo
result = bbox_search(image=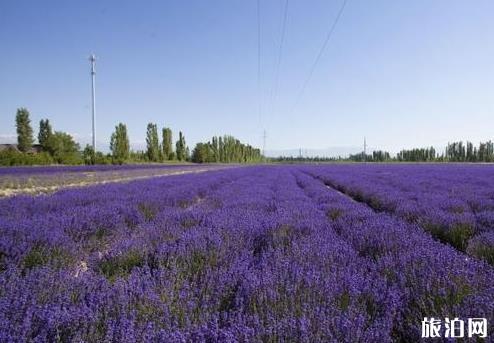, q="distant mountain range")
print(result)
[265,146,363,158]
